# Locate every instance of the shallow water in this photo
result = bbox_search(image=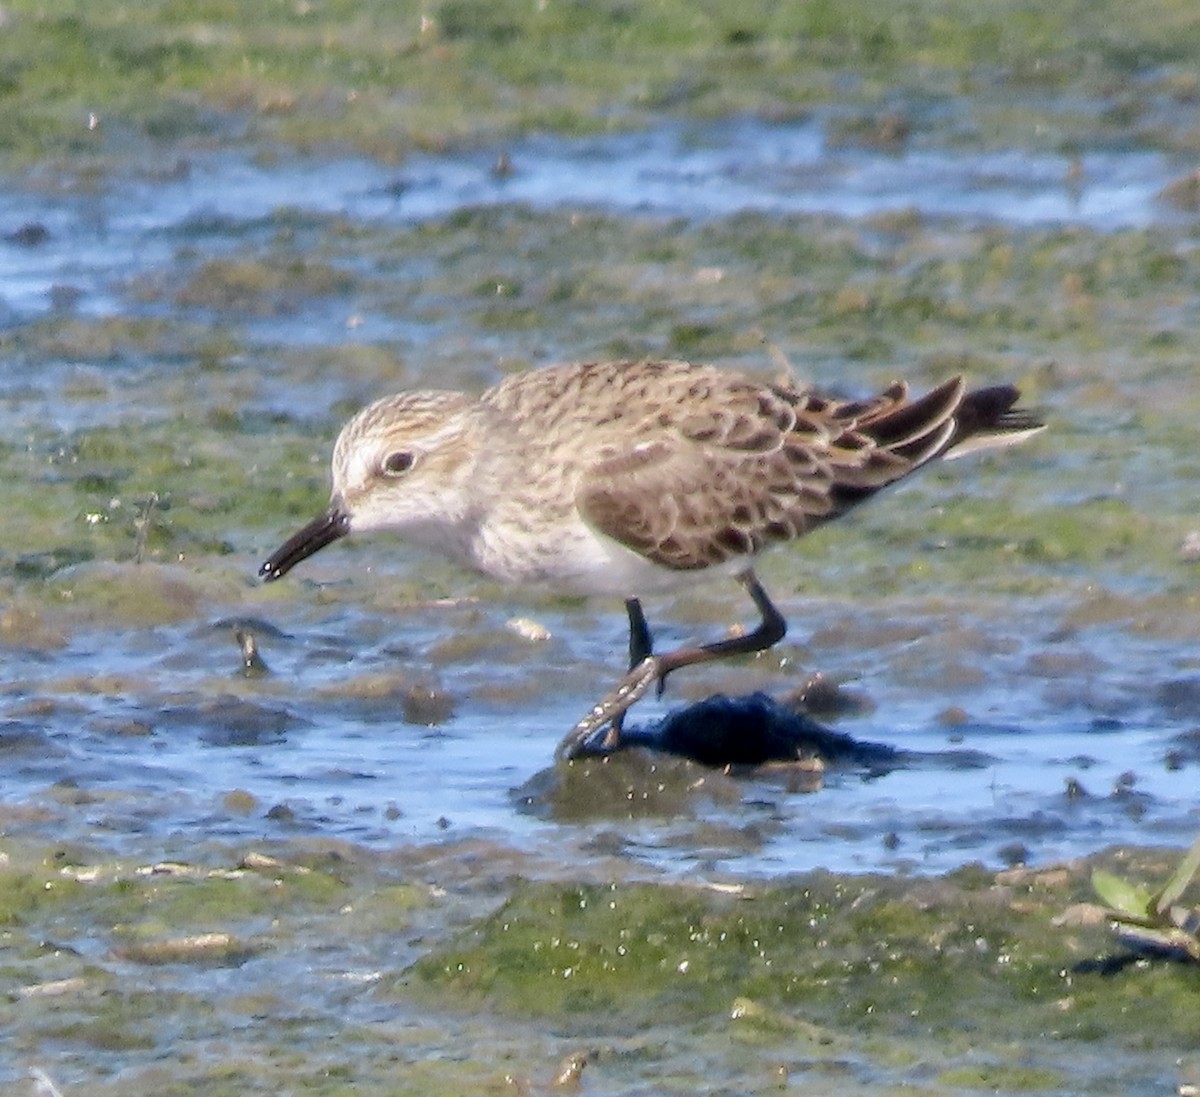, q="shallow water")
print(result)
[1,117,1192,324]
[1,113,1198,887]
[5,582,1197,880]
